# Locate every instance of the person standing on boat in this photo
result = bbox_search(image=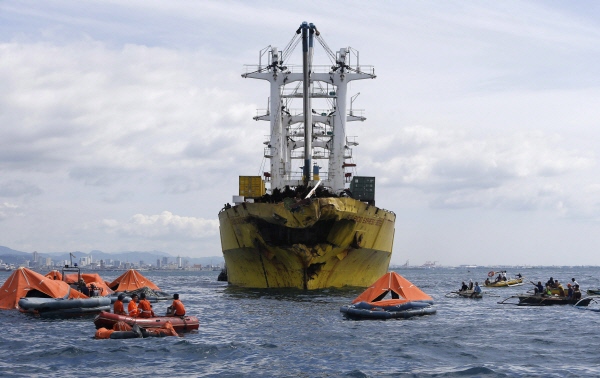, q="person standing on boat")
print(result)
[571,278,579,287]
[567,284,574,299]
[573,285,582,300]
[470,282,482,298]
[128,294,140,317]
[167,293,186,317]
[459,282,468,292]
[113,294,127,315]
[468,279,474,290]
[138,292,155,318]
